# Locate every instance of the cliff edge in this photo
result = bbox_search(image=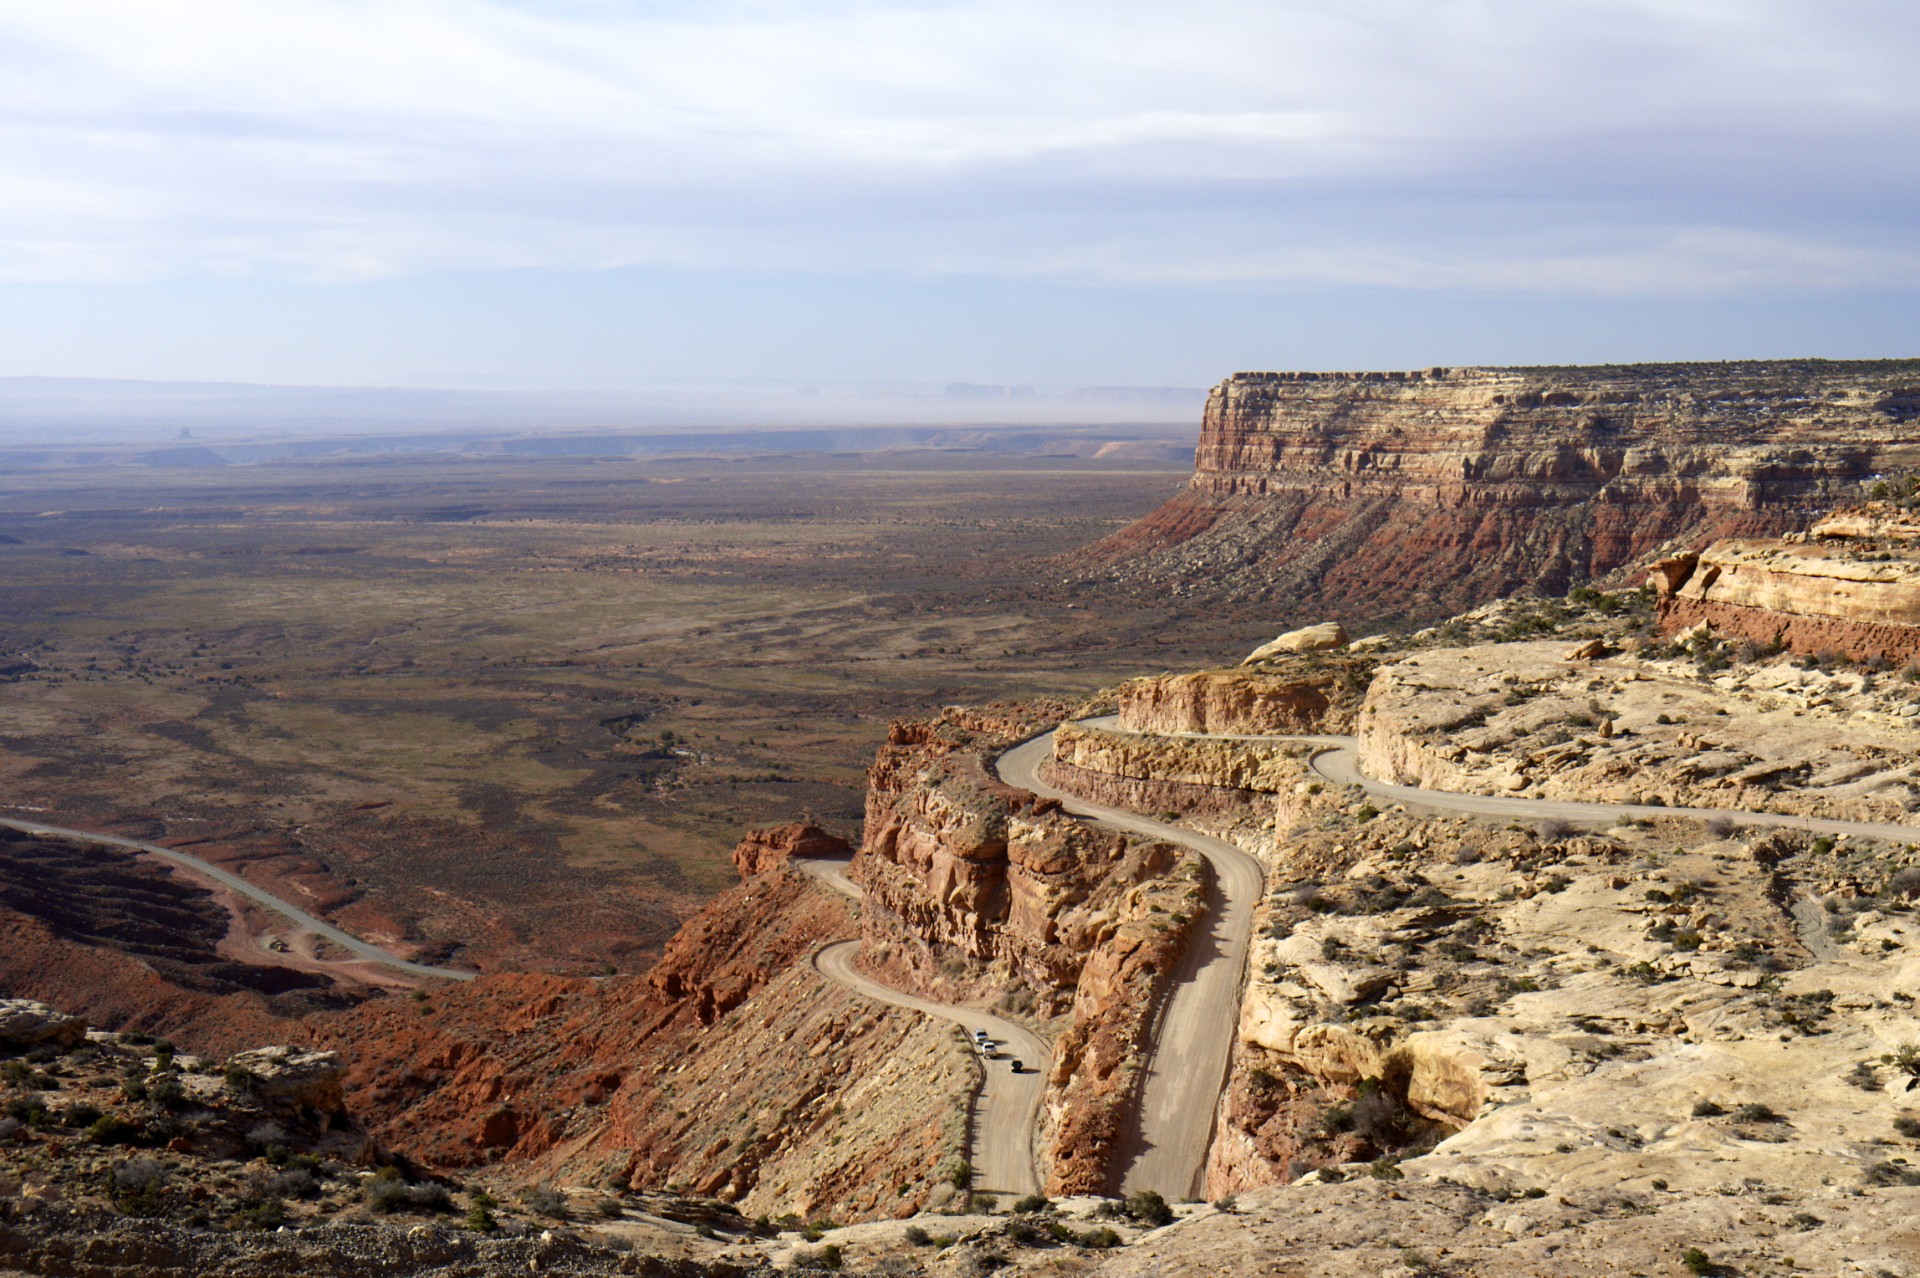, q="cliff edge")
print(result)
[1079,360,1920,619]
